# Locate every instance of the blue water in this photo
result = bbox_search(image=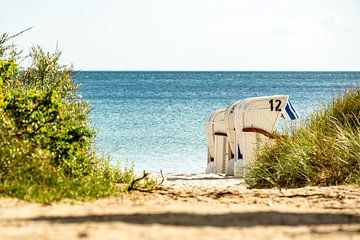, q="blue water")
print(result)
[74,72,360,173]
